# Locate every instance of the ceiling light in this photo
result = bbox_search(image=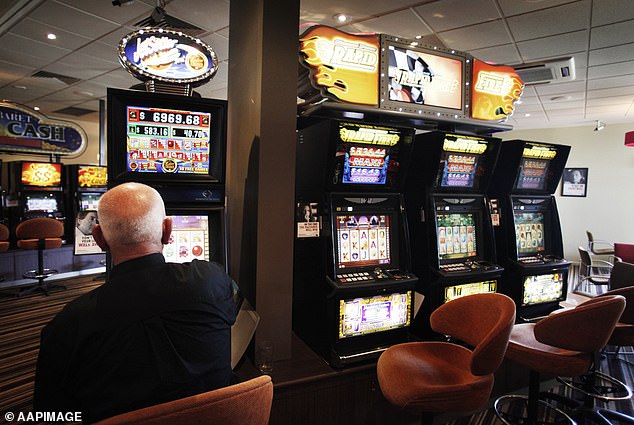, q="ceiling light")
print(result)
[47,33,57,40]
[13,85,27,90]
[415,35,422,40]
[33,106,40,111]
[594,120,605,131]
[525,113,531,117]
[333,13,348,23]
